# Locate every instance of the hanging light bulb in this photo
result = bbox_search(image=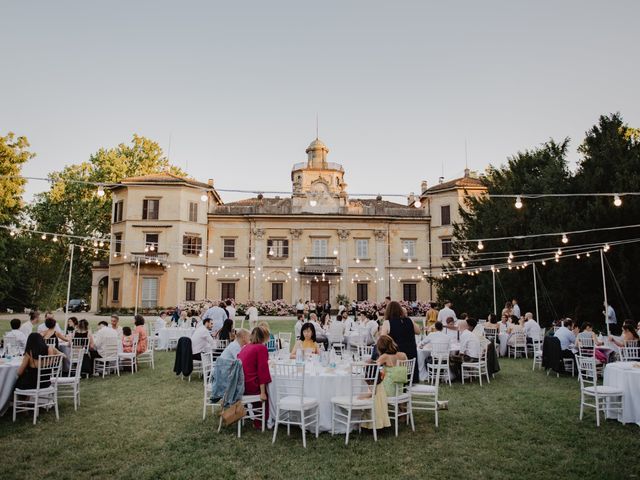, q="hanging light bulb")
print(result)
[586,252,591,257]
[561,234,568,244]
[613,194,622,207]
[200,192,208,202]
[508,252,514,260]
[268,248,275,256]
[99,240,105,247]
[604,243,610,252]
[303,257,308,263]
[41,233,47,240]
[507,258,512,264]
[458,255,464,262]
[403,247,409,254]
[80,246,85,252]
[309,199,317,207]
[557,248,562,256]
[93,239,98,247]
[96,185,105,197]
[251,255,256,261]
[149,245,155,252]
[407,258,412,263]
[355,258,360,263]
[52,235,58,242]
[514,195,523,209]
[477,240,484,250]
[208,248,213,254]
[576,254,581,259]
[144,246,149,253]
[414,199,422,208]
[9,230,16,237]
[333,248,338,256]
[542,260,546,266]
